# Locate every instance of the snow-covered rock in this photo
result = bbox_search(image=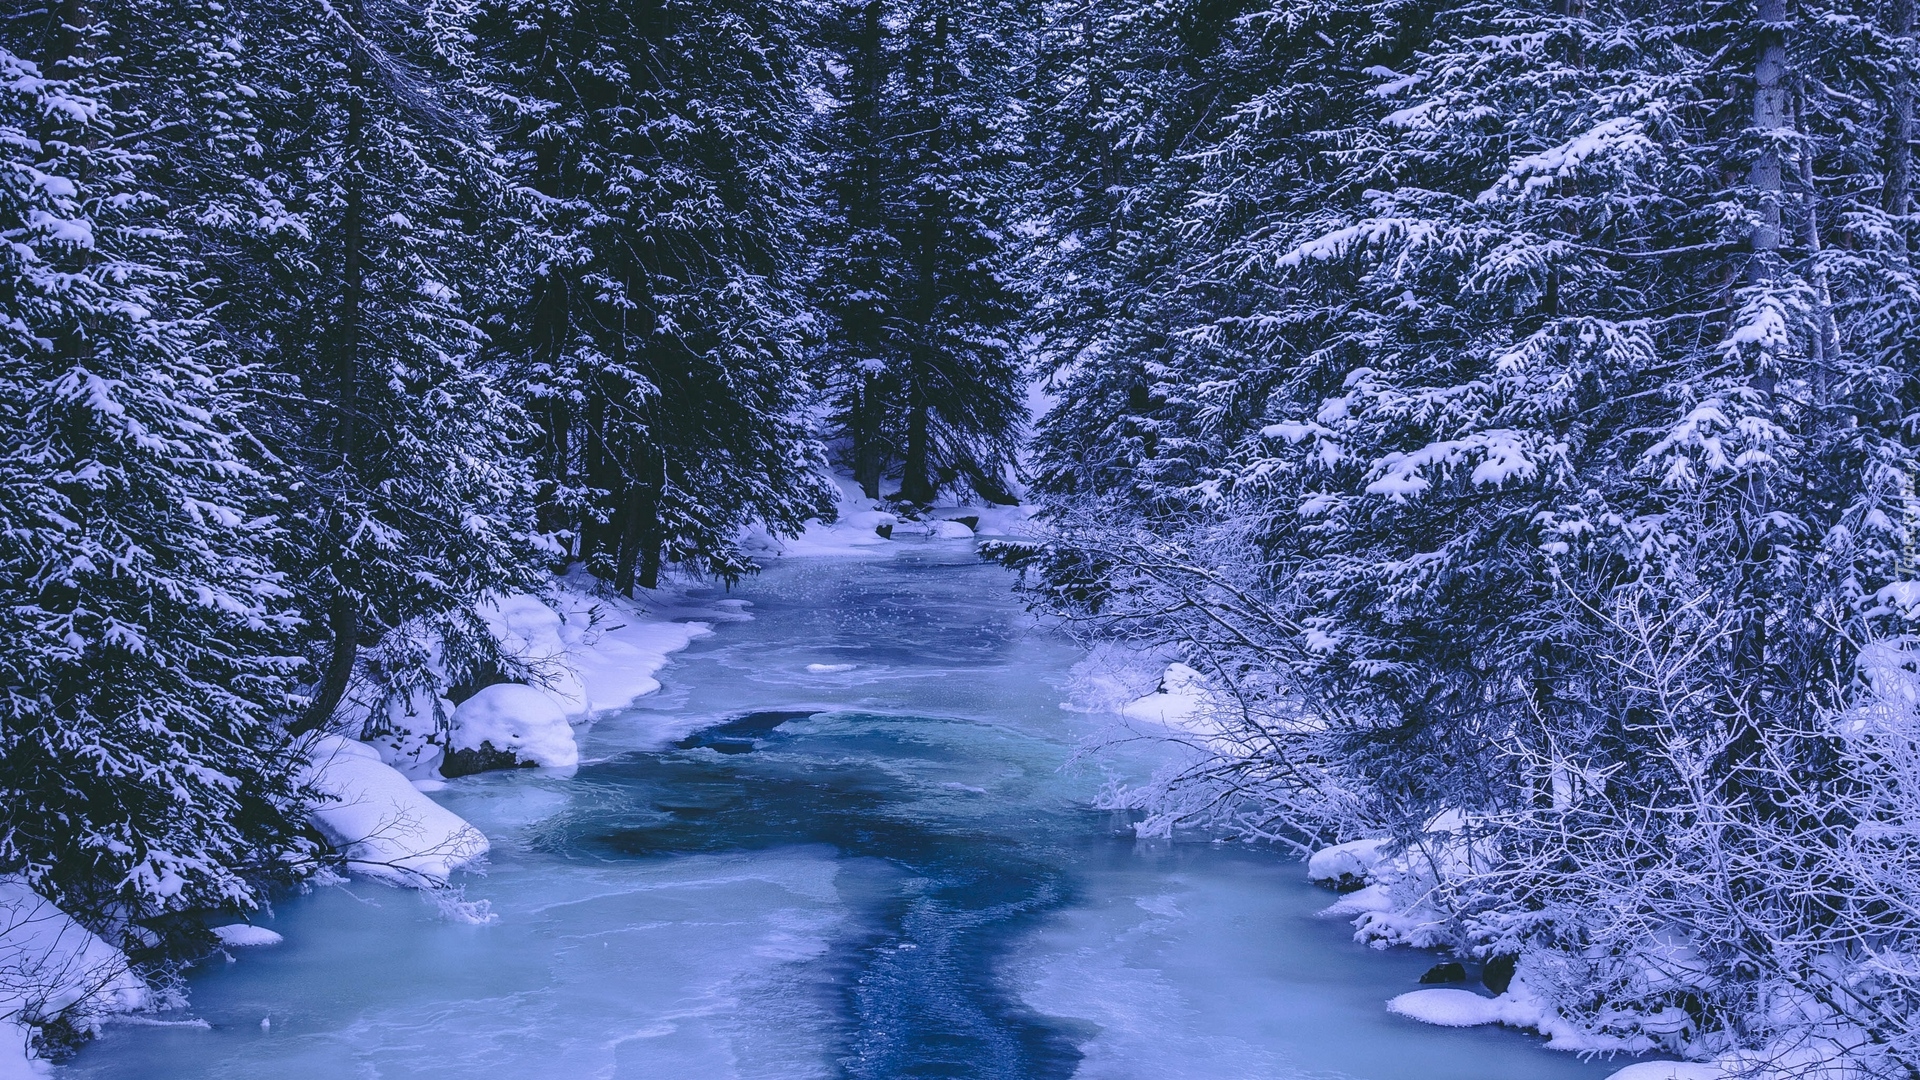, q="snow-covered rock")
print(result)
[302,735,488,887]
[0,879,147,1075]
[1121,663,1214,728]
[1306,837,1391,888]
[362,686,453,779]
[1388,987,1514,1027]
[362,587,713,780]
[929,519,975,540]
[1388,977,1650,1054]
[479,593,587,715]
[1603,1064,1726,1080]
[448,682,578,771]
[1319,883,1394,917]
[209,925,283,948]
